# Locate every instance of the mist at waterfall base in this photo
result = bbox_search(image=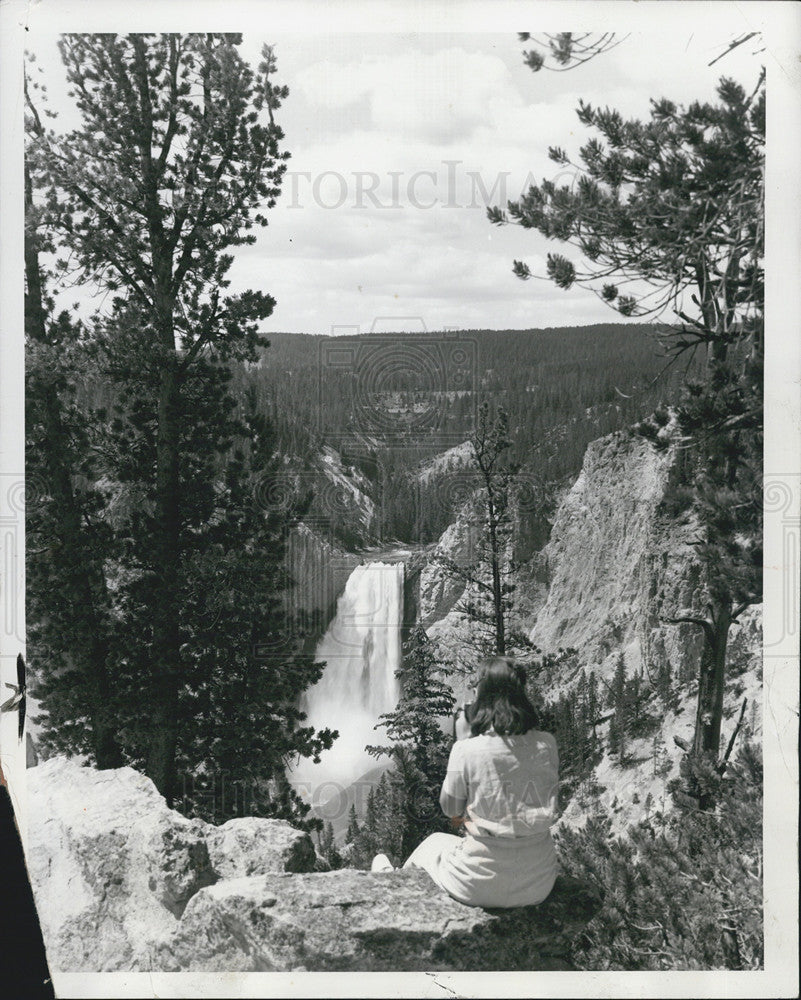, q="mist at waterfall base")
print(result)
[288,561,404,808]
